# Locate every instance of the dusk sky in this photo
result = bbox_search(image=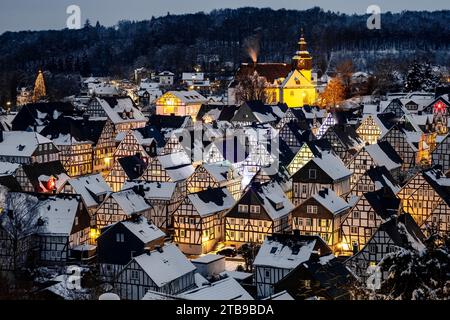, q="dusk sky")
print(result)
[1,0,450,33]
